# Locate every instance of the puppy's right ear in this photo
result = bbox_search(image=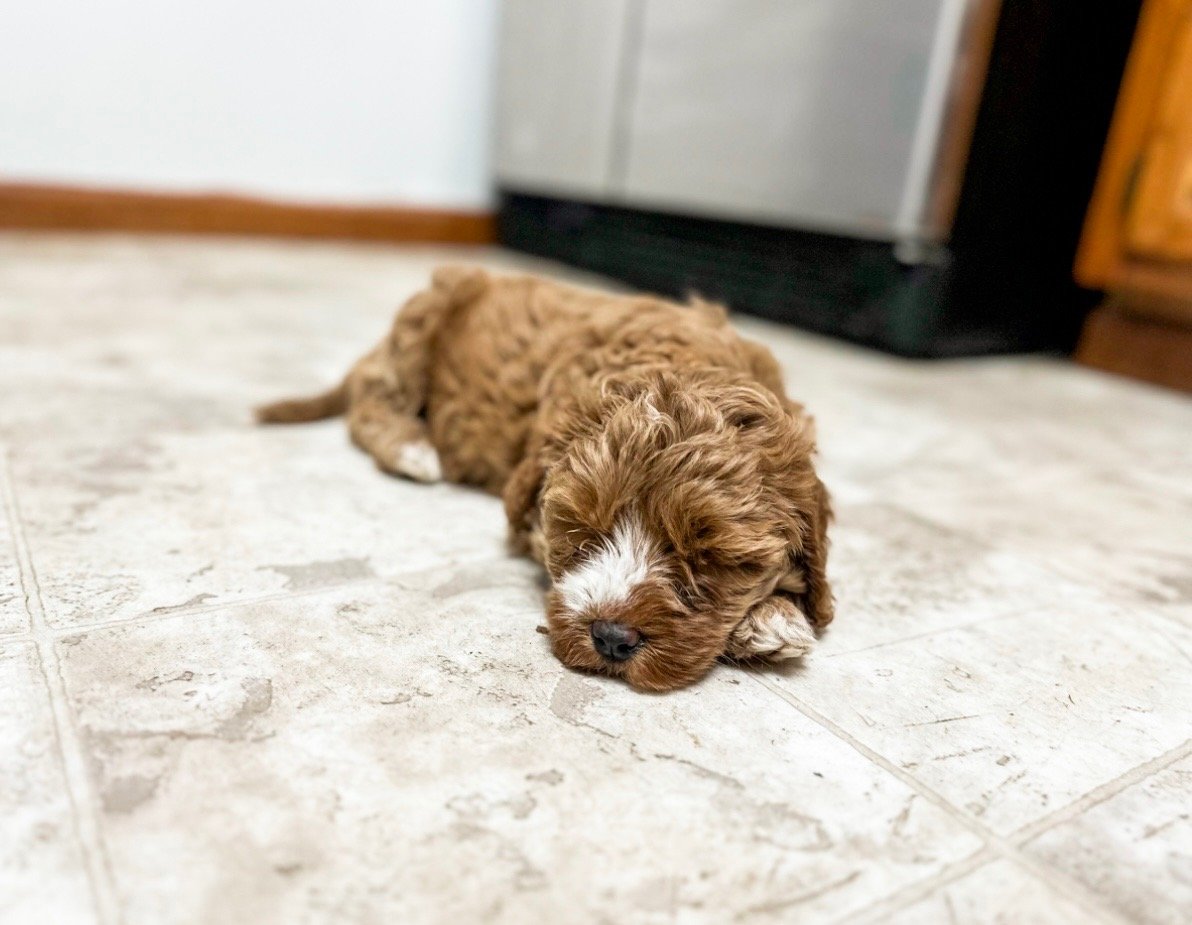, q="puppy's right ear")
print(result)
[503,449,545,557]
